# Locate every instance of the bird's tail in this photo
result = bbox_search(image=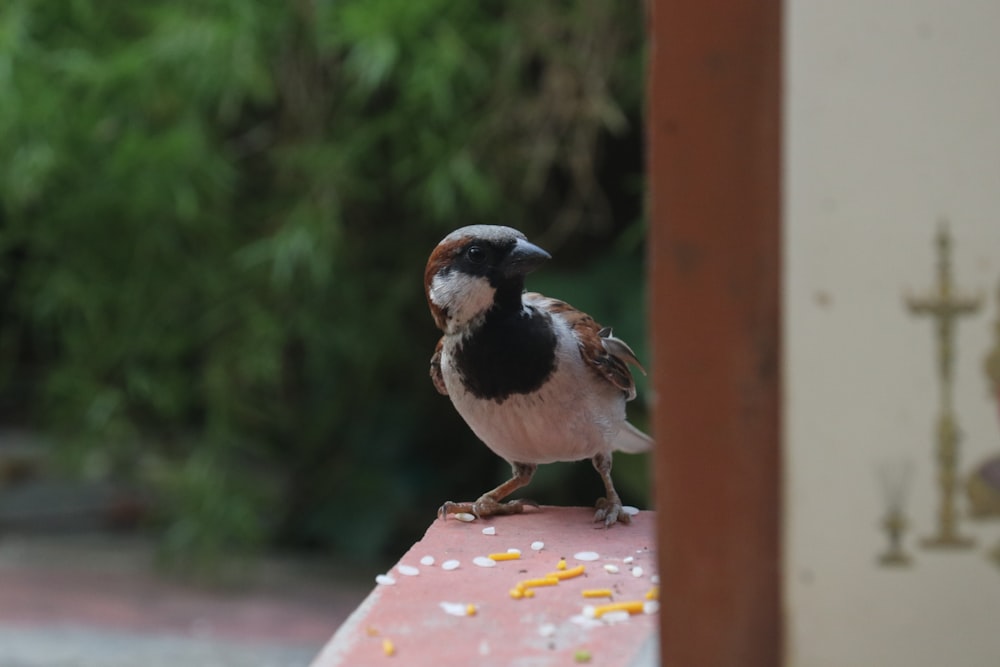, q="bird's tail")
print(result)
[614,421,653,454]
